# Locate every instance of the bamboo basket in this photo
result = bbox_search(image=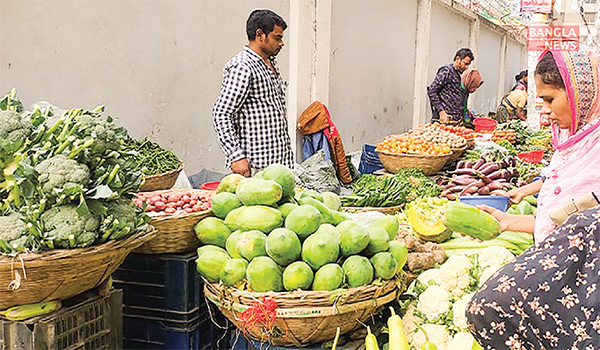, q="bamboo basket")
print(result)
[446,144,469,164]
[134,189,213,254]
[341,204,404,214]
[139,162,184,192]
[0,227,156,310]
[376,150,453,176]
[205,279,400,347]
